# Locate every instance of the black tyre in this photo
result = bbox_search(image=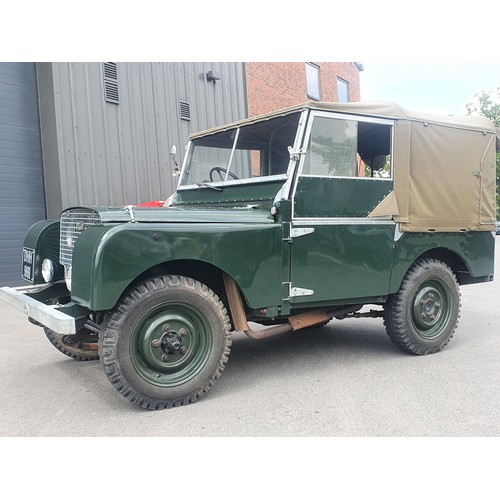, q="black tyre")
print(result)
[384,259,461,355]
[44,327,99,361]
[99,275,232,410]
